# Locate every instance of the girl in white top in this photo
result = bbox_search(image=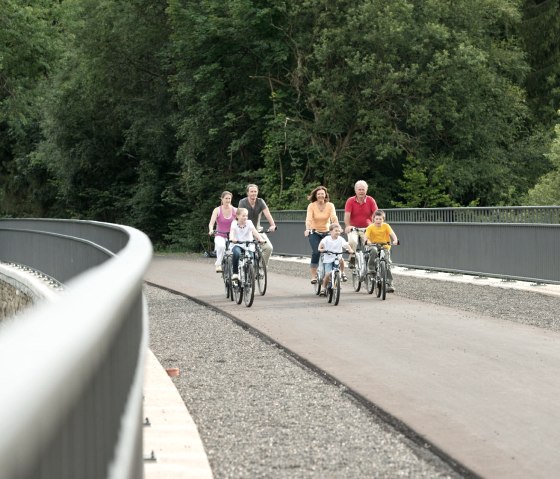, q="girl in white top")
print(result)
[318,224,353,294]
[229,208,264,280]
